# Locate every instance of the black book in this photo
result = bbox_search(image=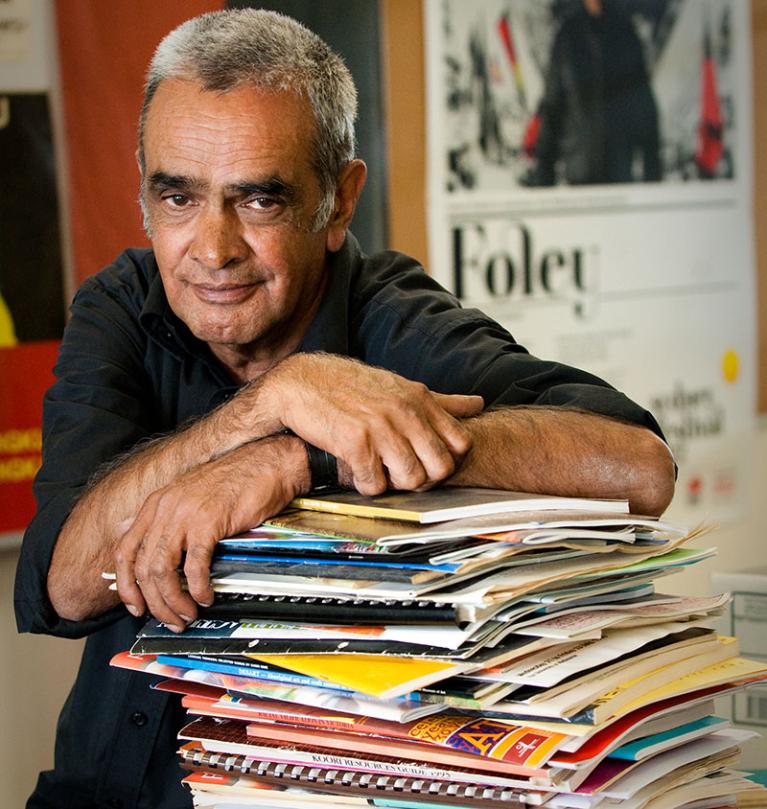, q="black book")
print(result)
[196,592,460,625]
